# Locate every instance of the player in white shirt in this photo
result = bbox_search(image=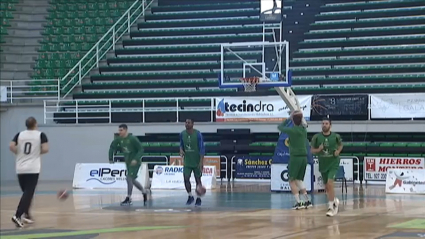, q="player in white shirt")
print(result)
[9,117,49,228]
